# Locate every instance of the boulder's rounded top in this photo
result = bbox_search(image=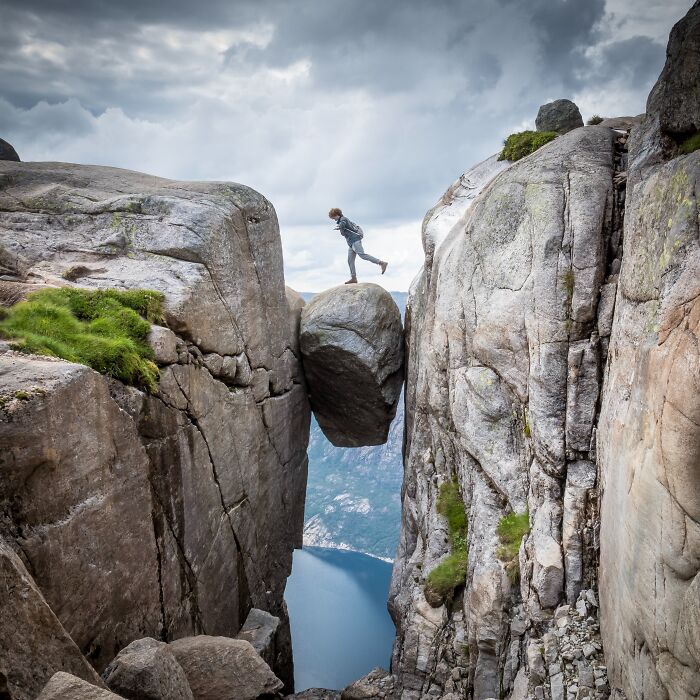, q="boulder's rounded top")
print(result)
[535,99,584,135]
[303,283,400,323]
[0,137,20,162]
